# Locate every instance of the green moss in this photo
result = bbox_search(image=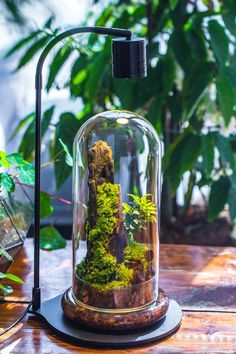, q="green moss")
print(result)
[83,241,117,283]
[91,263,134,291]
[88,183,119,241]
[124,242,148,269]
[116,263,134,284]
[76,258,86,278]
